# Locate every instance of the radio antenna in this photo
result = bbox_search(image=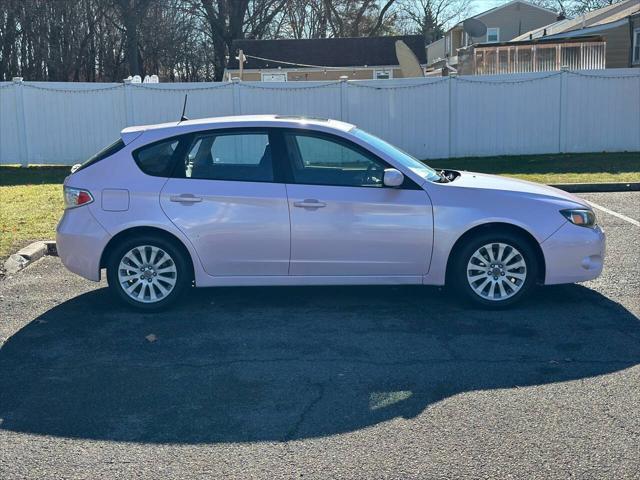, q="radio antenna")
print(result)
[179,94,189,123]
